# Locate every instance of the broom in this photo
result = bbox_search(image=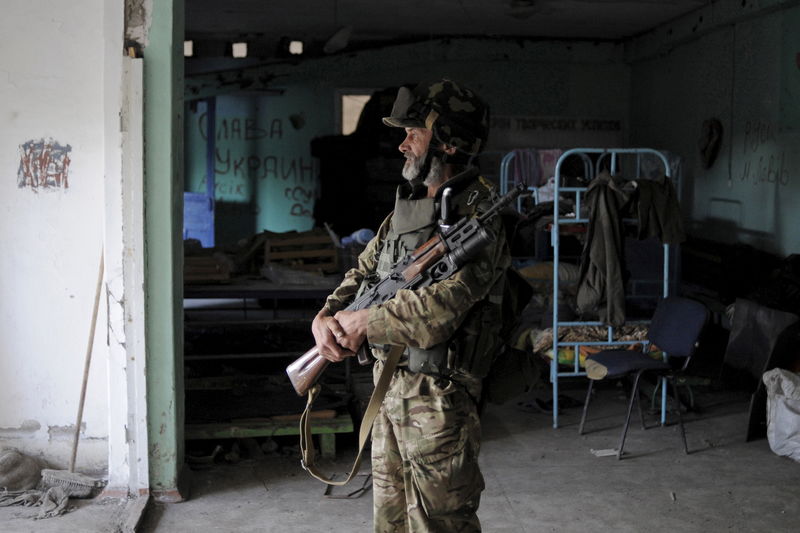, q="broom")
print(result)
[41,250,105,498]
